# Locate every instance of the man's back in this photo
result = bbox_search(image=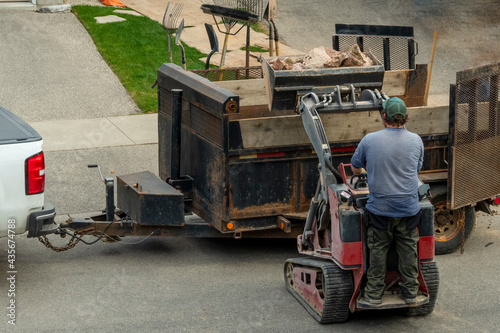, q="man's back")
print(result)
[351,127,423,217]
